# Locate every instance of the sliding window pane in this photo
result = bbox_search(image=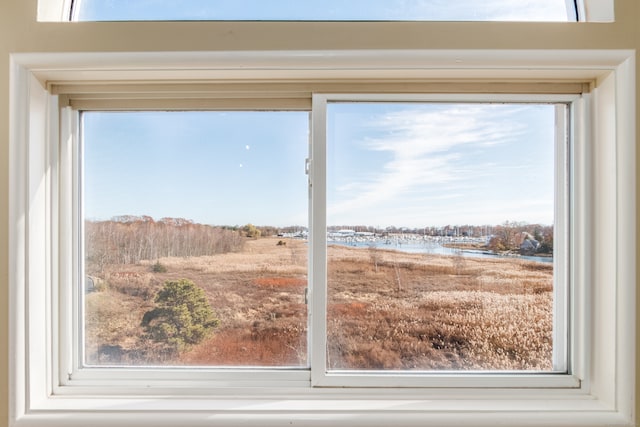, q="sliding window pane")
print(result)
[326,102,560,371]
[82,111,309,367]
